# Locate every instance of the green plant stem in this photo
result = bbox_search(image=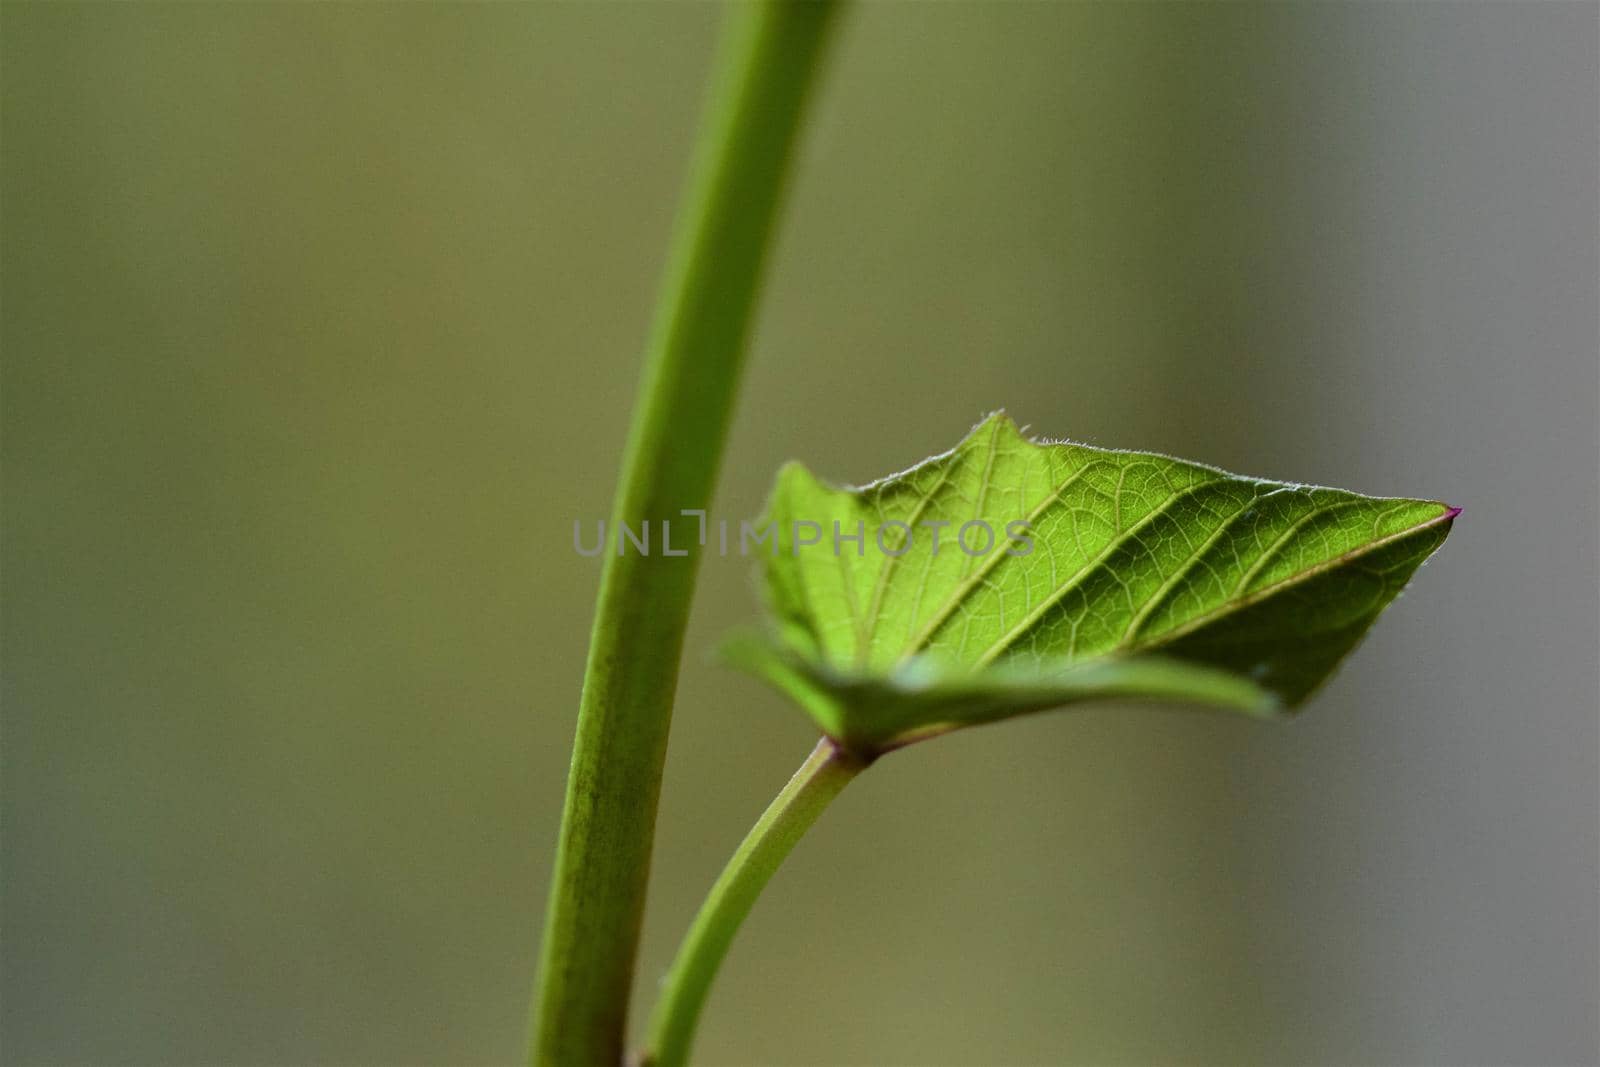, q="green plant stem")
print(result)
[640,737,867,1067]
[528,4,843,1065]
